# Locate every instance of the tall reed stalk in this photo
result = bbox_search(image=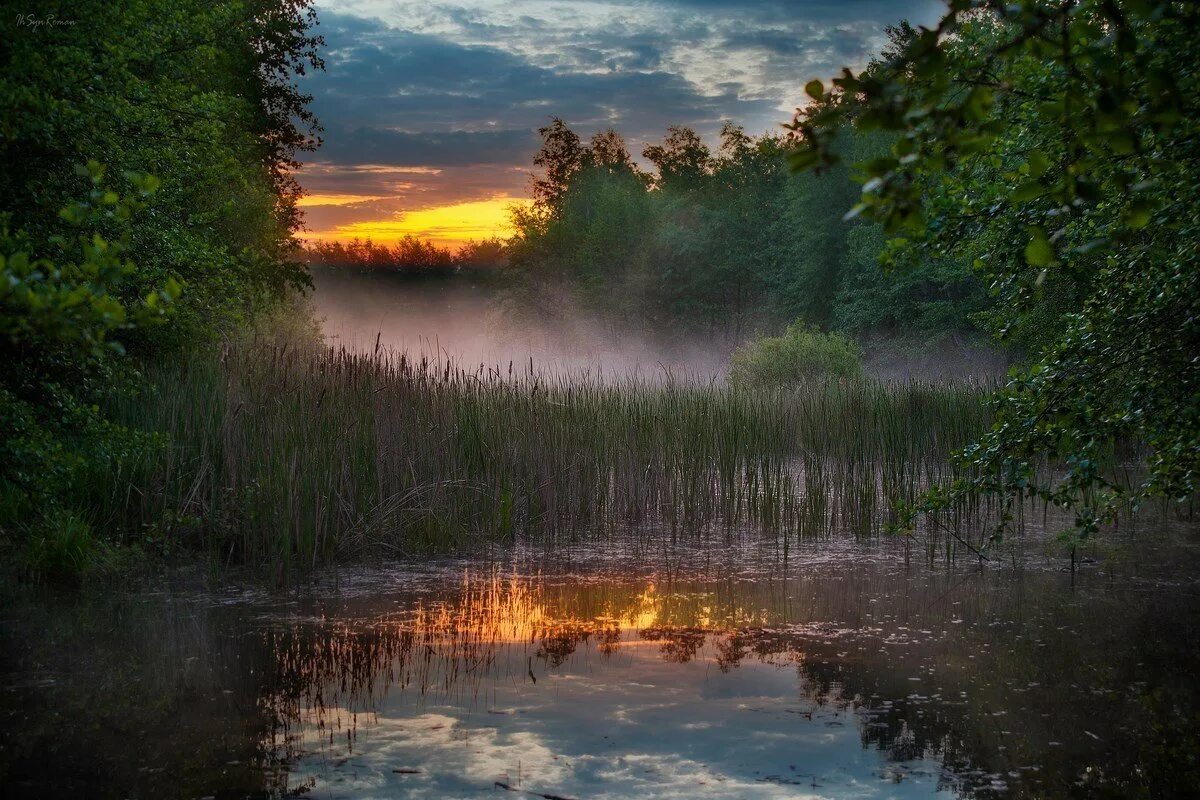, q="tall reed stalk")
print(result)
[87,339,997,570]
